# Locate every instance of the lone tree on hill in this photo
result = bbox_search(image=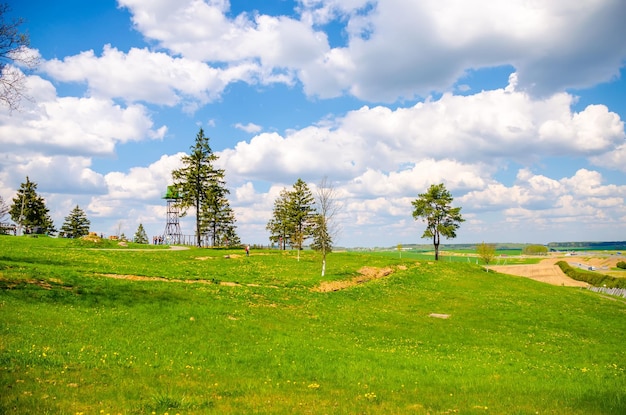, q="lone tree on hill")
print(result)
[476,241,497,271]
[171,128,238,247]
[134,223,148,244]
[10,176,56,235]
[60,205,90,238]
[0,3,39,111]
[411,183,464,260]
